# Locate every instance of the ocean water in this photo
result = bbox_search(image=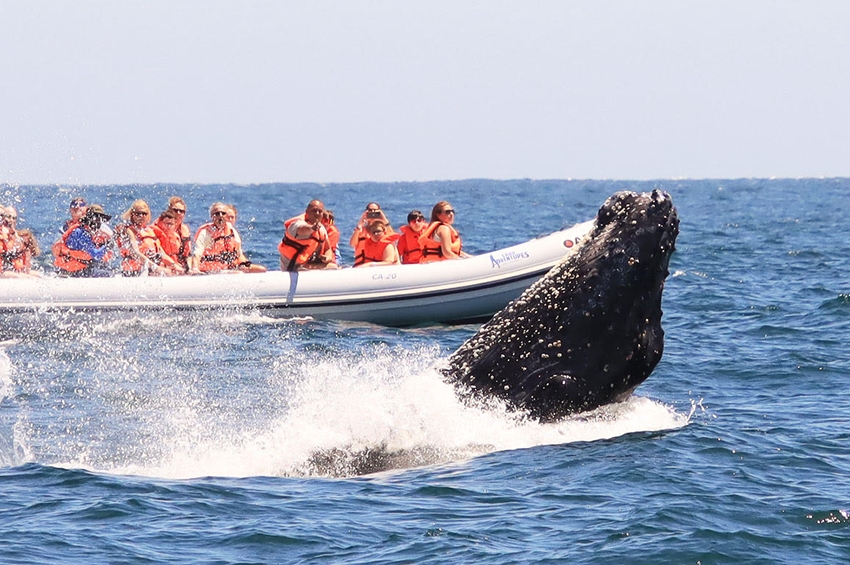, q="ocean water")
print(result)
[1,178,849,563]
